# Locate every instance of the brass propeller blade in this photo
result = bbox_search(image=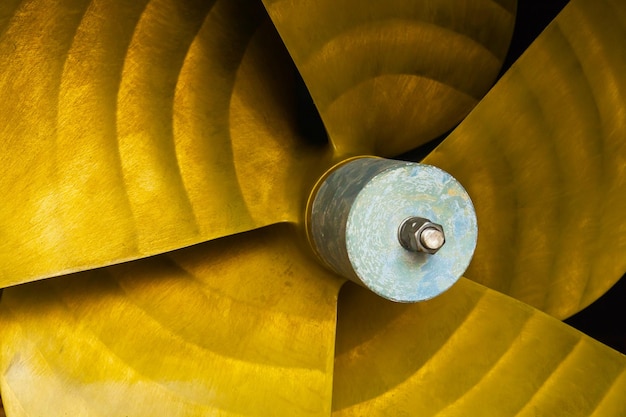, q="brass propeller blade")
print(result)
[423,0,626,319]
[2,1,624,415]
[261,0,516,157]
[0,225,342,416]
[333,279,626,416]
[0,0,324,288]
